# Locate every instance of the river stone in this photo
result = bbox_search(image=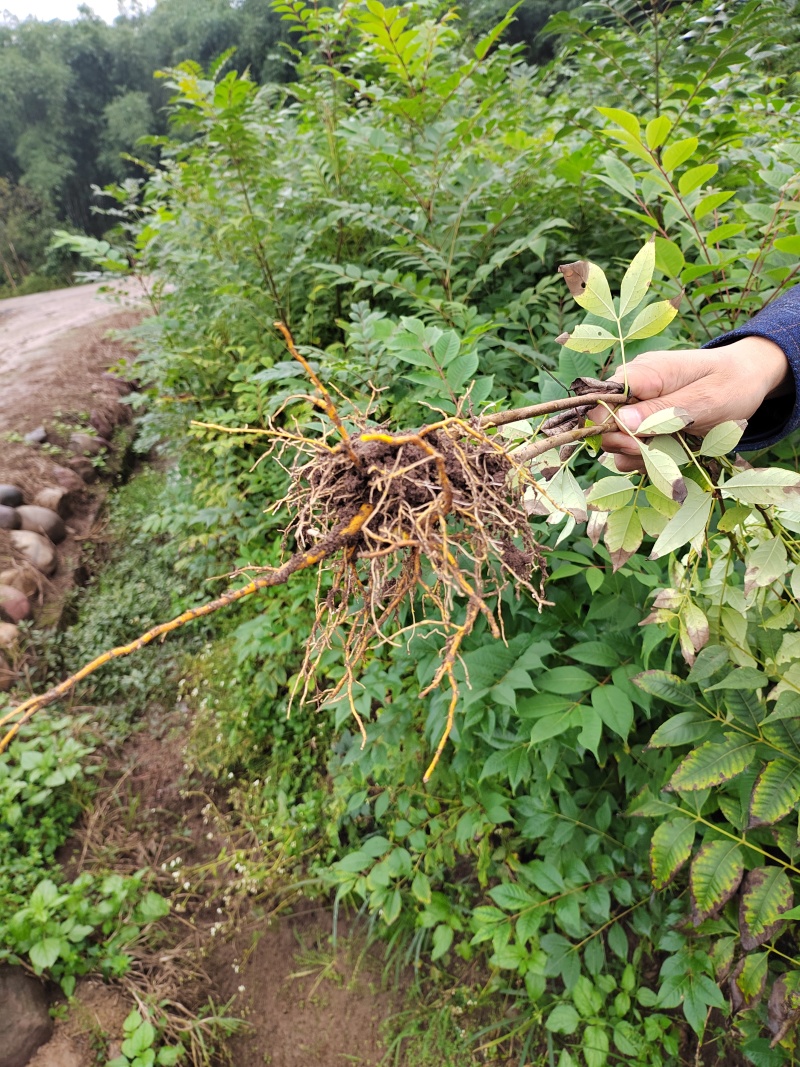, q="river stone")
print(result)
[24,425,47,446]
[70,432,108,456]
[0,965,52,1065]
[0,653,13,692]
[0,505,19,530]
[51,465,86,492]
[10,531,57,576]
[33,487,71,519]
[16,506,66,544]
[66,456,97,483]
[0,622,17,650]
[0,566,40,598]
[0,585,31,624]
[0,484,22,507]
